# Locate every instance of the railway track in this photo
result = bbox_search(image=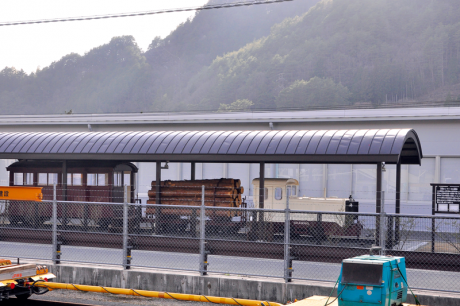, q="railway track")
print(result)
[1,226,459,272]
